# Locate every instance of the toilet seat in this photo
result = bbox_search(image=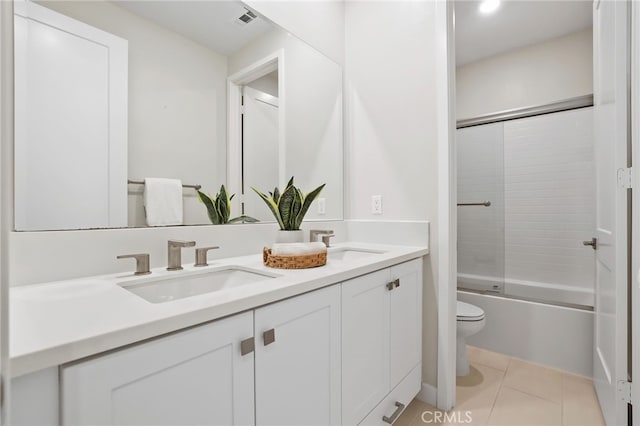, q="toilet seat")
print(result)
[457,301,485,322]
